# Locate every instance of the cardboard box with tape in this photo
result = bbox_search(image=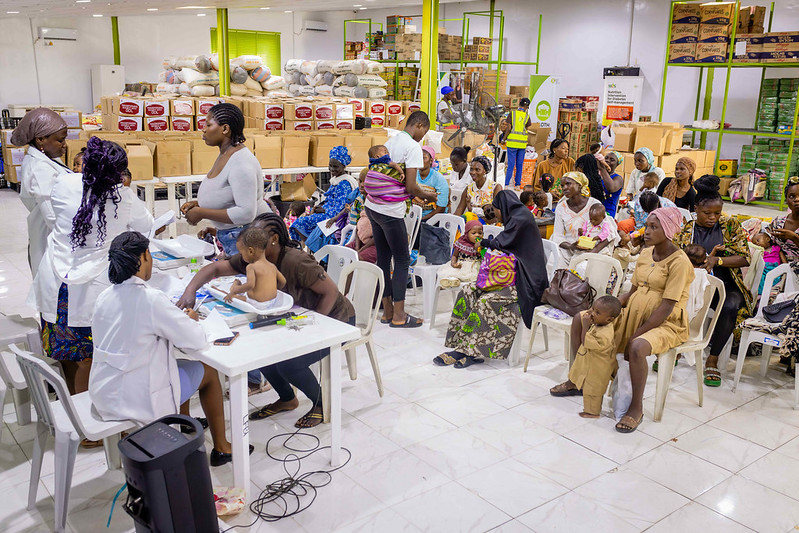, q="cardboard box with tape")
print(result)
[154,139,191,177]
[125,140,155,181]
[280,174,316,201]
[633,124,670,156]
[253,135,282,168]
[282,135,310,167]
